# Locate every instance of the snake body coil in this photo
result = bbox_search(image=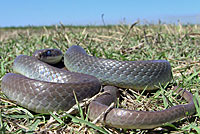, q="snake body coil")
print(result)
[1,45,196,129]
[64,45,172,90]
[2,55,101,113]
